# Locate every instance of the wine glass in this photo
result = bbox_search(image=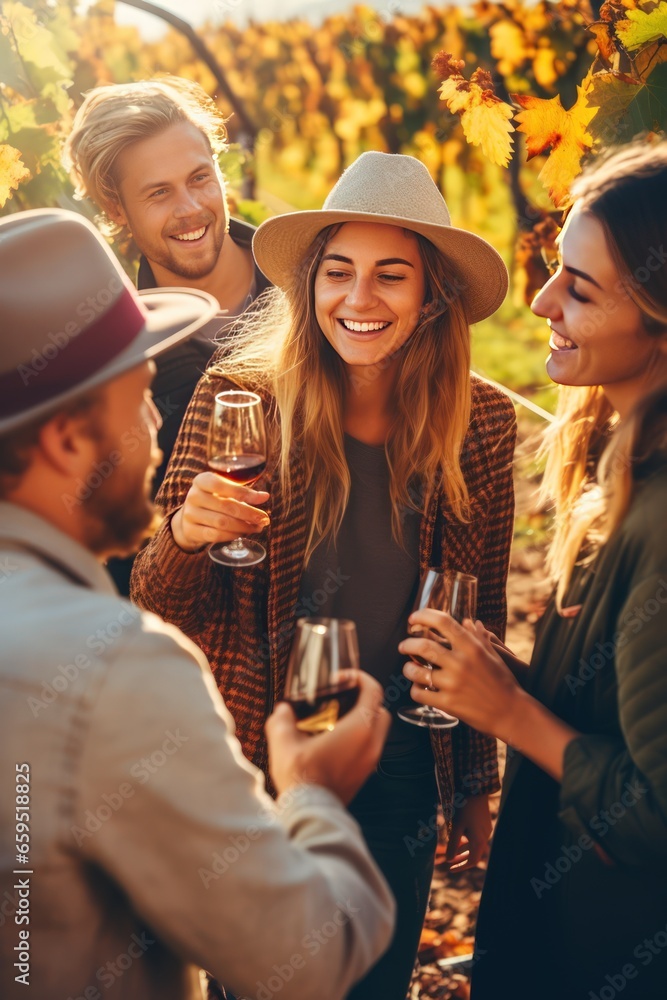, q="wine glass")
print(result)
[207,390,268,567]
[284,618,361,734]
[397,569,478,729]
